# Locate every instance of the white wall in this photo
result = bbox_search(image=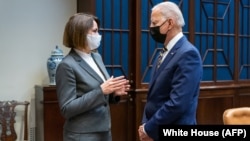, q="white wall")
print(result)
[0,0,76,140]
